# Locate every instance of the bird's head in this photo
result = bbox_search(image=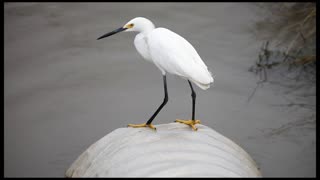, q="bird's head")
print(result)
[97,17,155,40]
